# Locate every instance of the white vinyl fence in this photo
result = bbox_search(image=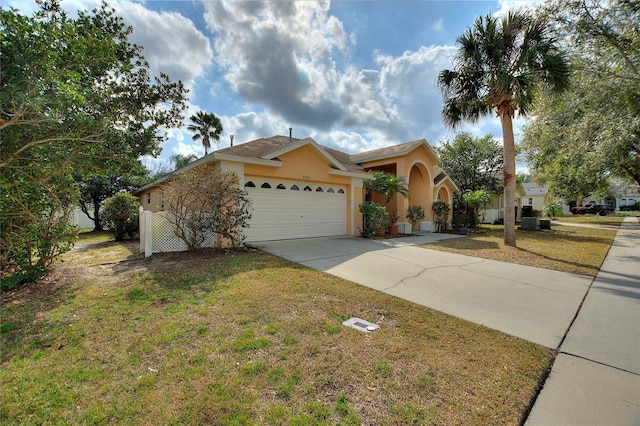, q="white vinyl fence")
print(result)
[138,207,217,257]
[71,208,96,229]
